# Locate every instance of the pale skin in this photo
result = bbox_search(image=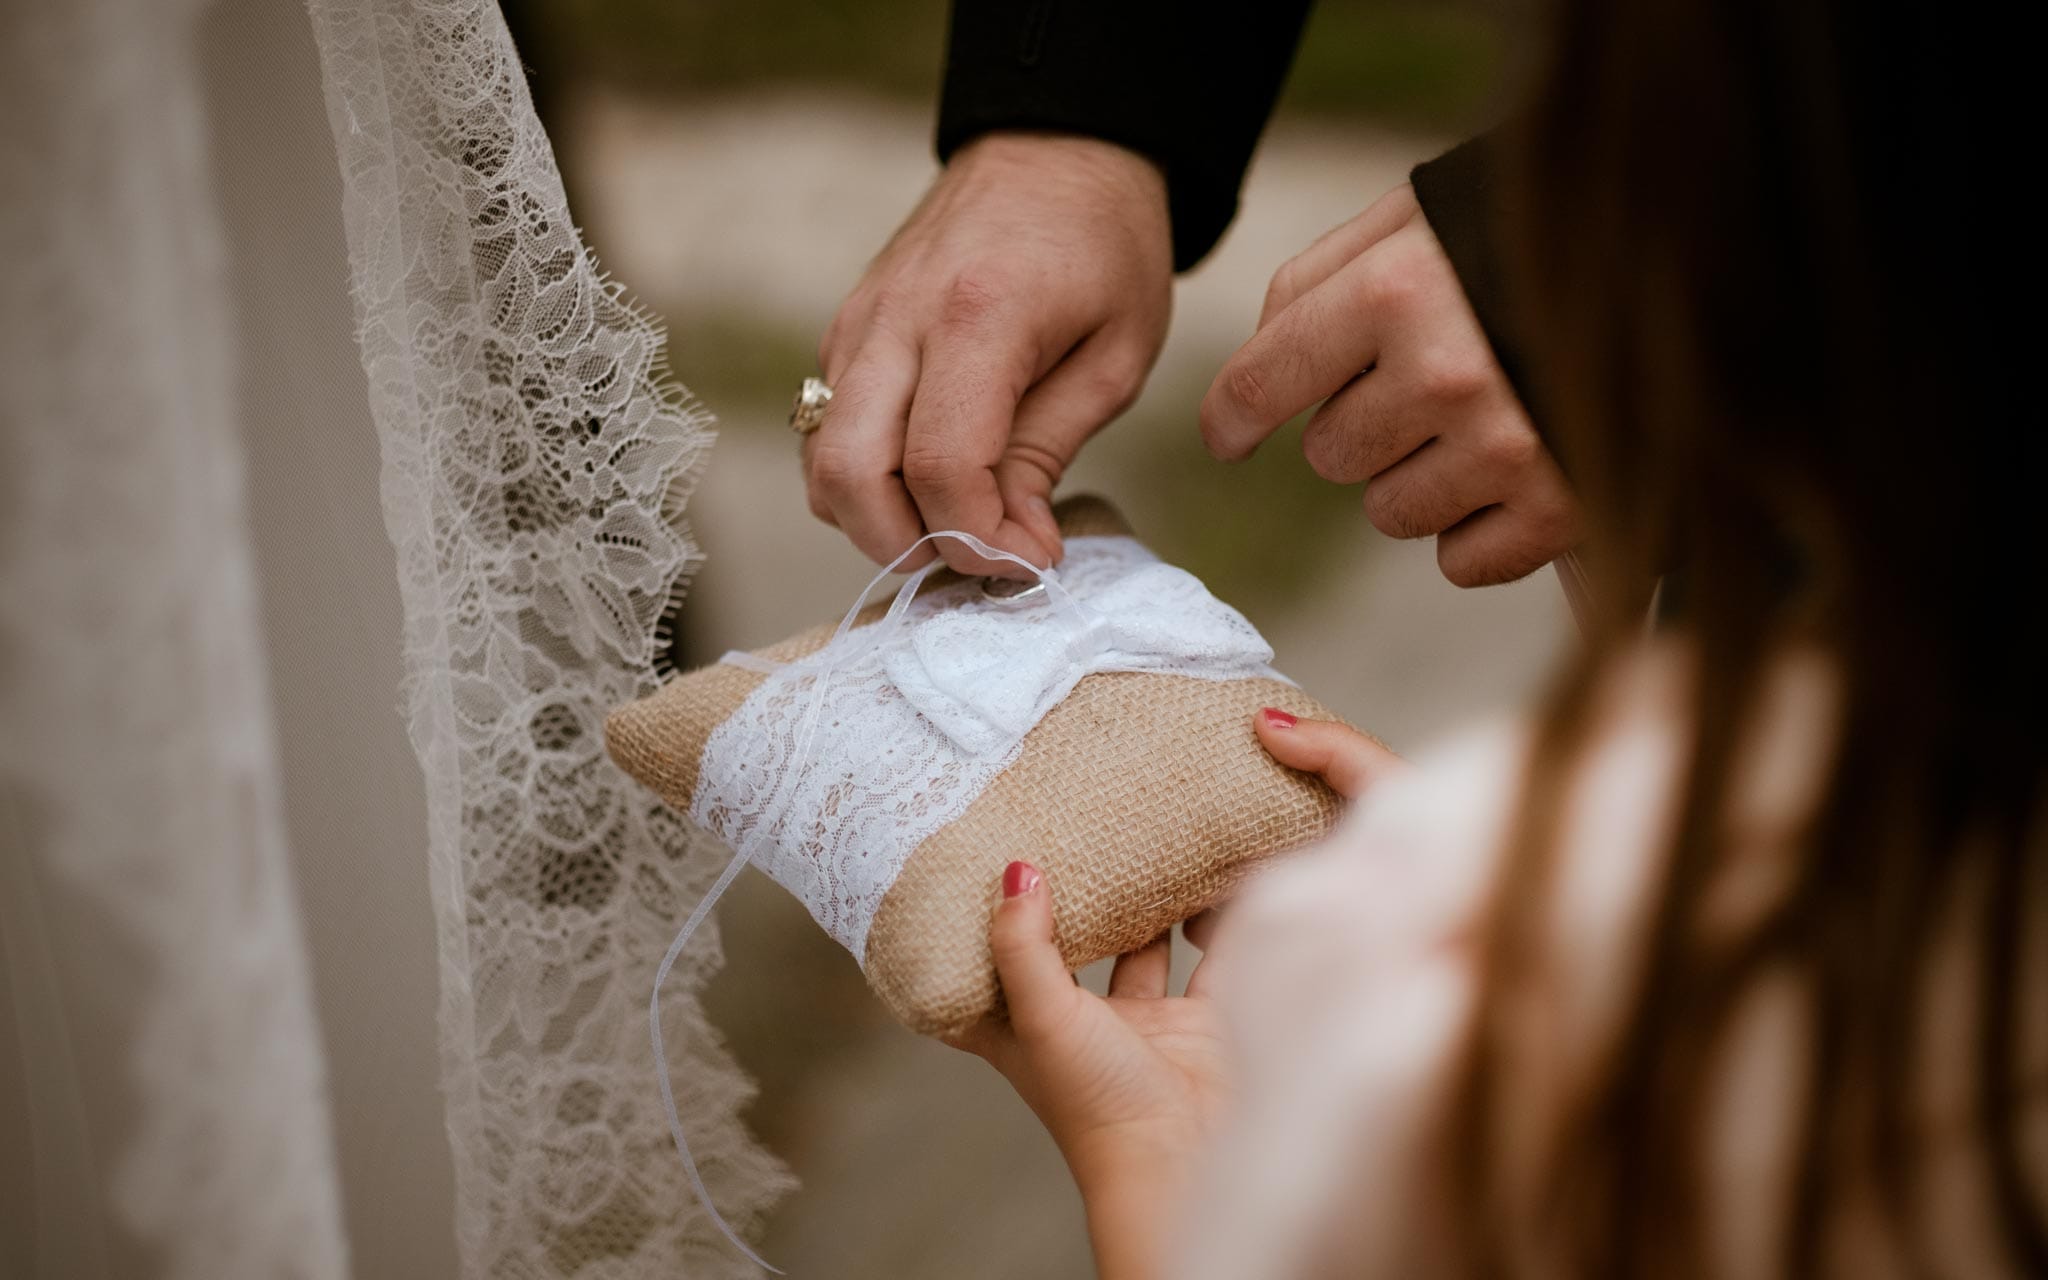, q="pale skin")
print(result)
[946,709,1405,1280]
[807,132,1173,579]
[811,131,1582,586]
[1201,184,1584,587]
